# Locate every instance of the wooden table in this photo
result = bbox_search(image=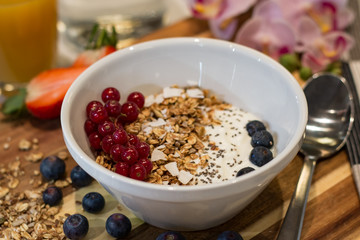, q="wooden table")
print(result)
[1,18,360,240]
